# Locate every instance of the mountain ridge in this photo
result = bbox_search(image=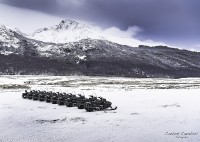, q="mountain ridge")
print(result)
[1,21,200,78]
[28,19,166,47]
